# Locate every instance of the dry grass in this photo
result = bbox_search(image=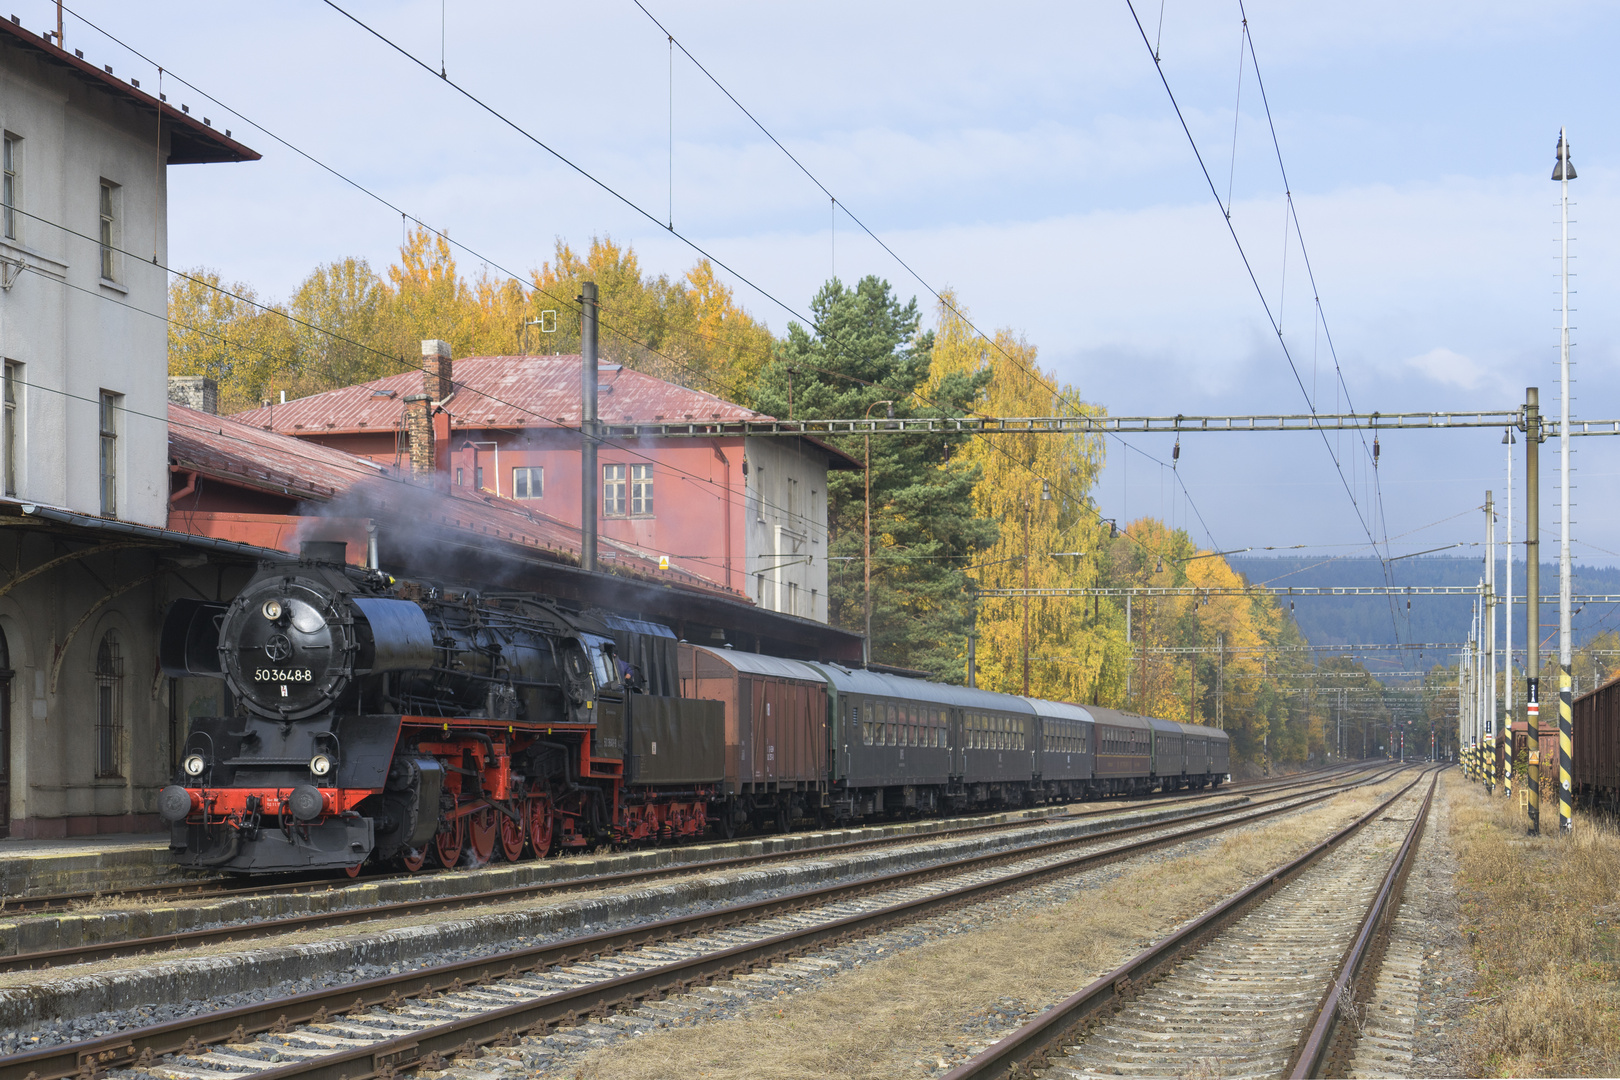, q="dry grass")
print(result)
[556,779,1405,1080]
[1448,772,1620,1077]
